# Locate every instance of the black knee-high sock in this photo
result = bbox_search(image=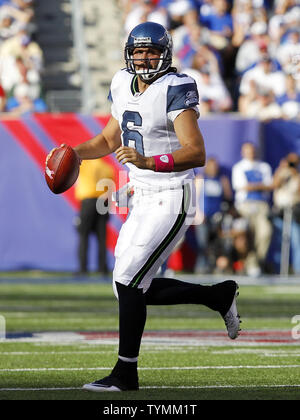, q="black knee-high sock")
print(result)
[145,277,223,311]
[116,282,147,359]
